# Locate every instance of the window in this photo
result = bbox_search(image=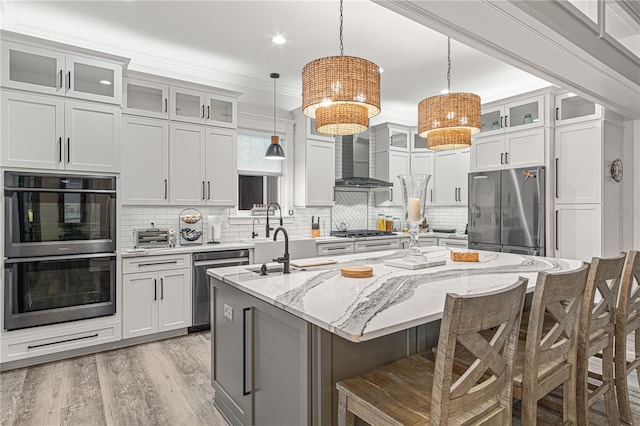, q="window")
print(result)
[237,133,284,211]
